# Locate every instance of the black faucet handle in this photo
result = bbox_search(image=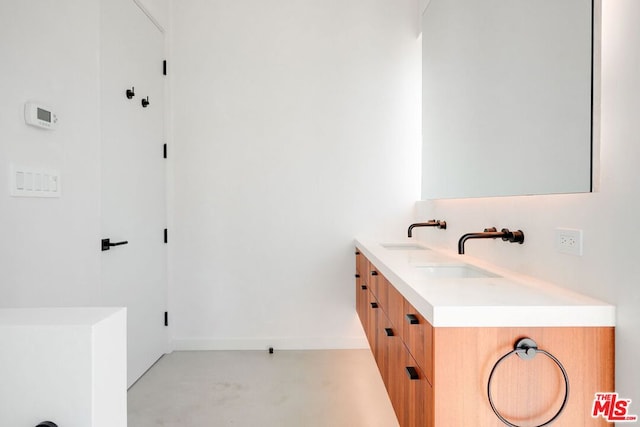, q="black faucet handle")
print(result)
[501,228,525,244]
